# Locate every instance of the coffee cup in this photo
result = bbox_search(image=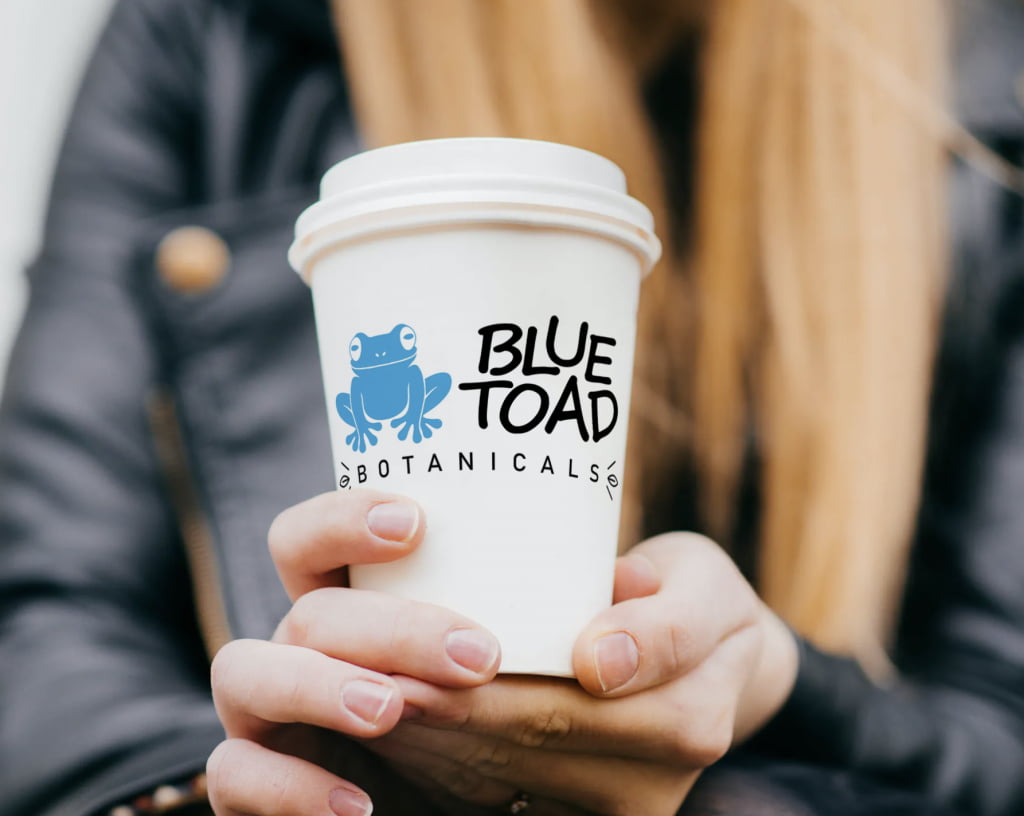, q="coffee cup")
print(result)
[289,137,660,676]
